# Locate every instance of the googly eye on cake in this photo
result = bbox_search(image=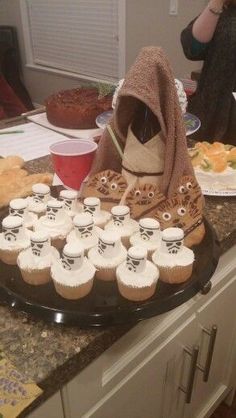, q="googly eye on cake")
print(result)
[116,246,159,301]
[88,230,127,282]
[59,189,83,218]
[9,198,38,230]
[83,197,111,228]
[51,241,96,300]
[105,205,139,248]
[81,170,128,213]
[17,231,59,285]
[0,215,30,265]
[66,213,103,255]
[152,227,194,284]
[27,183,53,217]
[130,218,161,259]
[34,199,73,250]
